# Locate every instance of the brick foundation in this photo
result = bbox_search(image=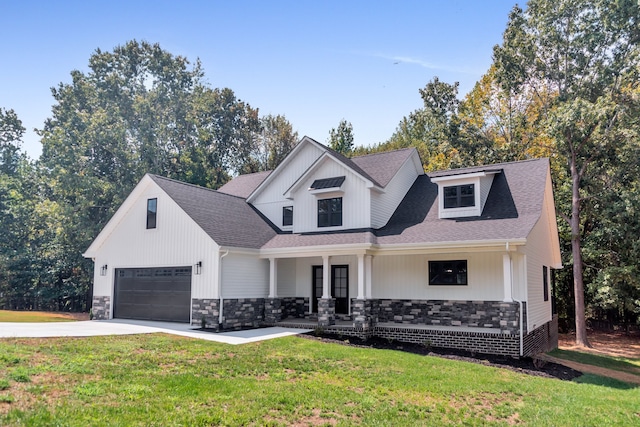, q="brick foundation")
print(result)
[91,296,110,320]
[523,315,558,356]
